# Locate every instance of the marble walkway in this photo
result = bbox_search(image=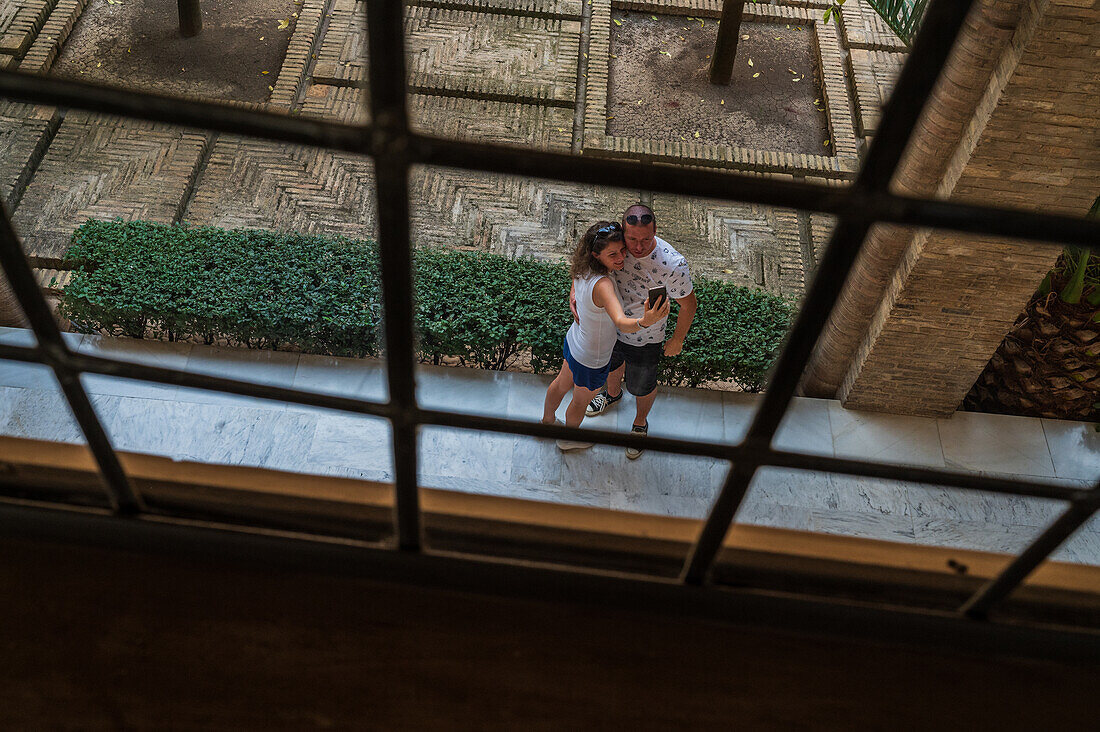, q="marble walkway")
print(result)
[1,326,1099,565]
